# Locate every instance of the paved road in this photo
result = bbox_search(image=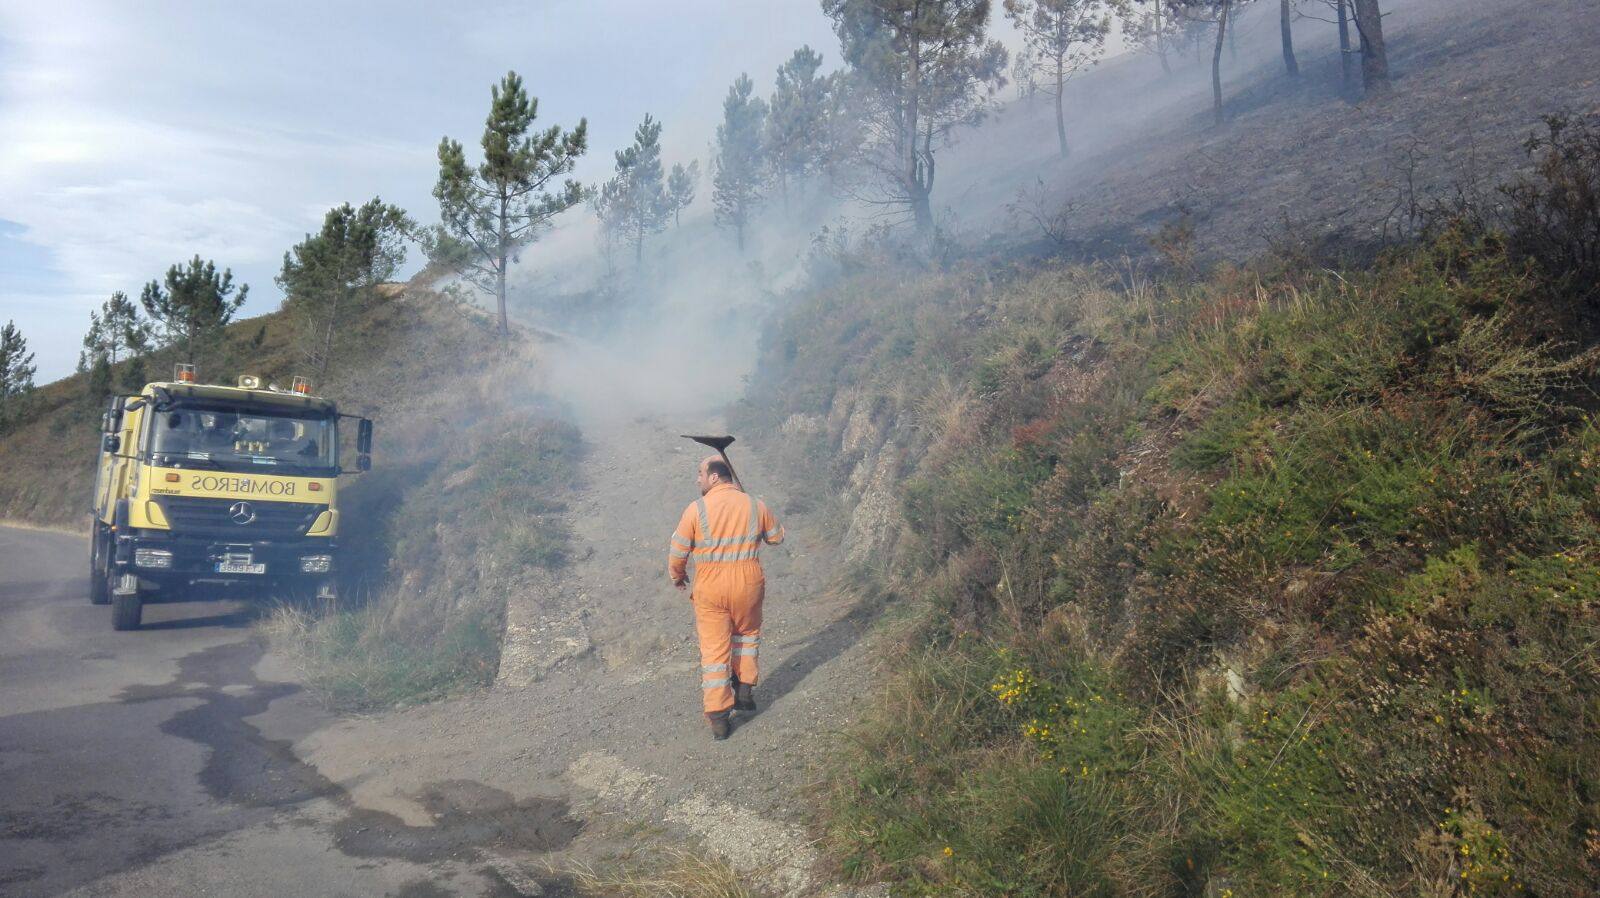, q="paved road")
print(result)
[0,525,549,898]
